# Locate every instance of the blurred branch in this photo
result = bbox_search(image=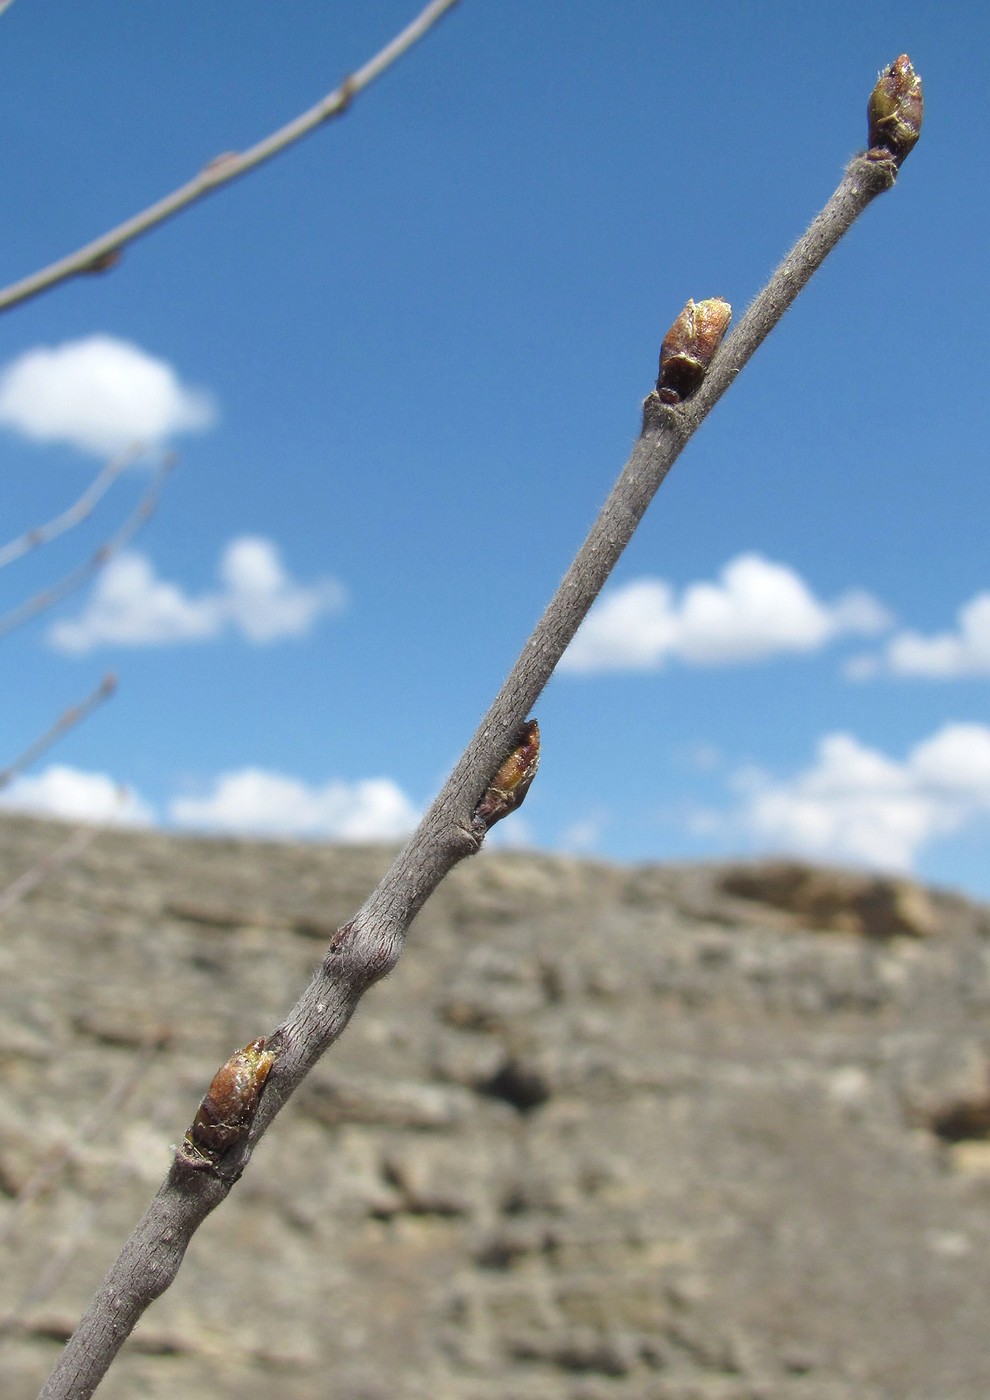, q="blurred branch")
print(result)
[0,0,461,316]
[0,674,117,795]
[0,450,137,569]
[0,1033,168,1253]
[0,824,98,919]
[38,52,923,1399]
[0,453,174,641]
[0,1034,170,1339]
[1,1190,118,1341]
